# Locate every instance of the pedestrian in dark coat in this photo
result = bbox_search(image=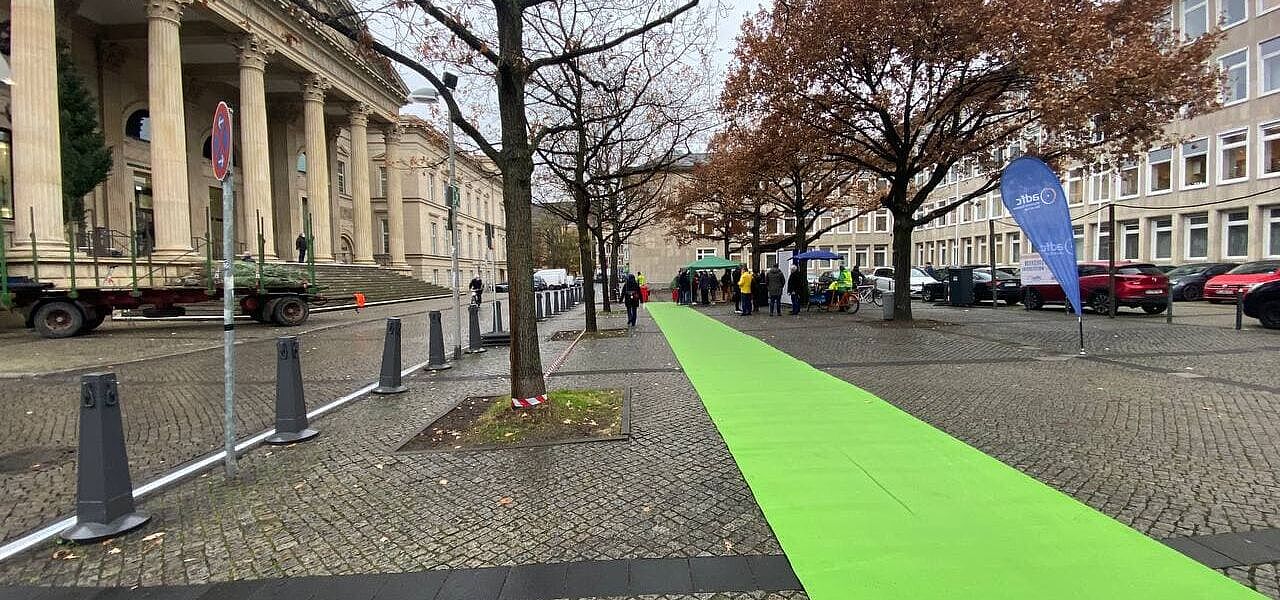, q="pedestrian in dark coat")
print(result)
[765,265,786,315]
[295,233,308,263]
[699,271,713,305]
[621,274,641,327]
[787,264,806,315]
